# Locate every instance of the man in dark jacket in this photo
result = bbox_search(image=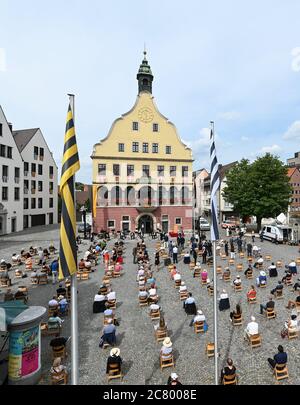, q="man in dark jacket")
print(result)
[267,345,287,369]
